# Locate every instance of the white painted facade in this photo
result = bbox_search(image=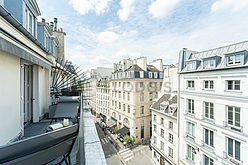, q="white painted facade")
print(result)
[178,41,248,165]
[96,85,110,122]
[151,65,179,165]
